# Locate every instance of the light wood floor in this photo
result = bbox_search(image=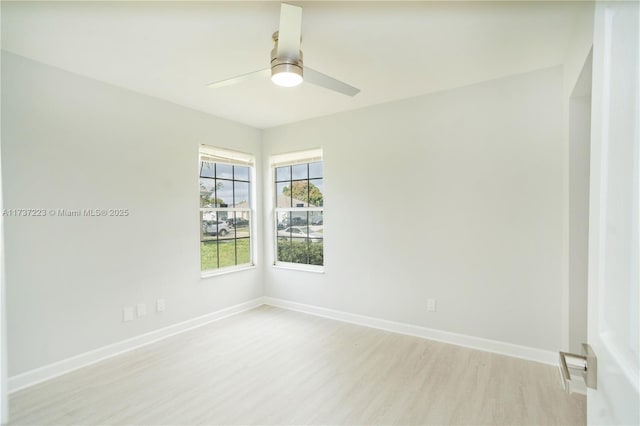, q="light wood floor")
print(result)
[9,305,586,425]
